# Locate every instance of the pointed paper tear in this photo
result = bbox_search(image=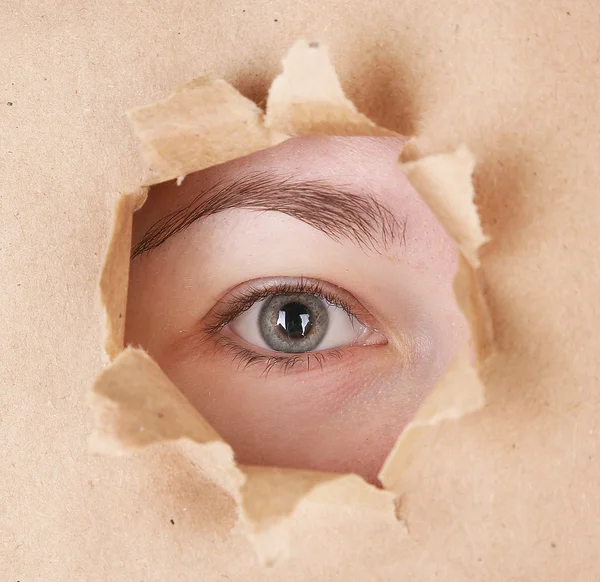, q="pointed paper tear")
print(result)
[91,347,245,498]
[128,75,285,185]
[90,348,223,450]
[239,467,402,565]
[399,145,493,356]
[379,347,485,491]
[400,145,488,267]
[379,145,493,491]
[265,40,397,136]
